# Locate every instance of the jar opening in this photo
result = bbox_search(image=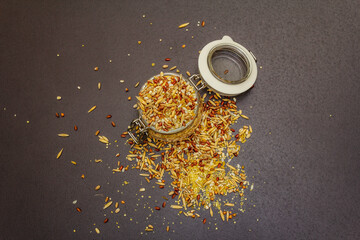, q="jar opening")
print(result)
[207,45,251,85]
[138,73,201,135]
